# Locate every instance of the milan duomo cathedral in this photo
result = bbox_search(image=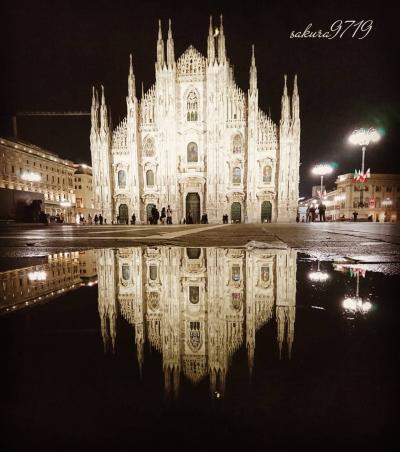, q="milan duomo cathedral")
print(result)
[90,16,301,224]
[98,245,297,397]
